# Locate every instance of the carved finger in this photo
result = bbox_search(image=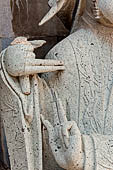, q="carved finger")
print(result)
[60,121,80,149]
[61,125,69,148]
[41,115,67,168]
[24,65,65,75]
[41,115,54,135]
[19,75,30,94]
[41,115,58,149]
[60,122,73,148]
[41,116,56,149]
[26,58,64,66]
[68,122,82,156]
[25,86,34,123]
[5,62,64,77]
[39,0,66,26]
[29,40,46,49]
[69,121,80,136]
[10,37,34,52]
[11,38,46,50]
